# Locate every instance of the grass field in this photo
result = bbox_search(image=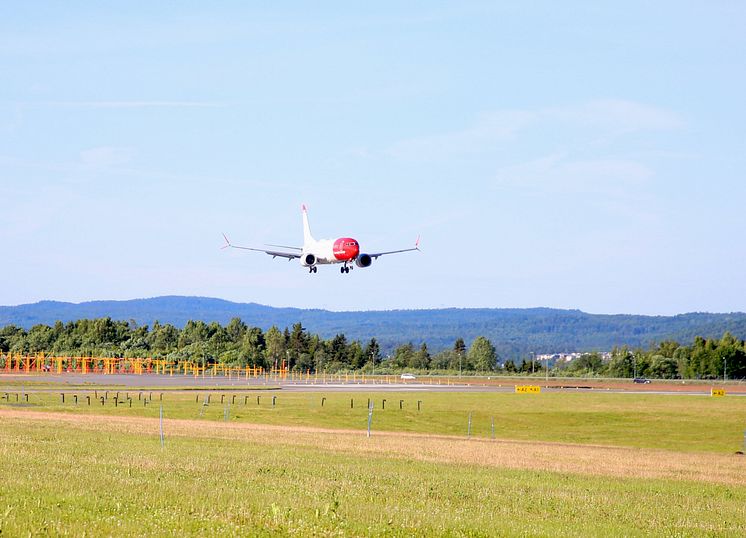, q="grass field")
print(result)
[1,386,745,536]
[2,389,745,452]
